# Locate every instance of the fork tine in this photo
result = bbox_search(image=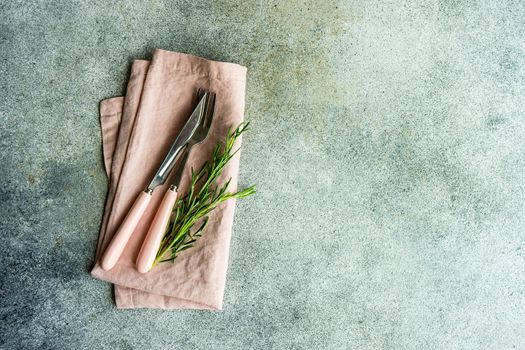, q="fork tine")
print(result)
[204,92,215,128]
[194,88,204,106]
[196,88,205,98]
